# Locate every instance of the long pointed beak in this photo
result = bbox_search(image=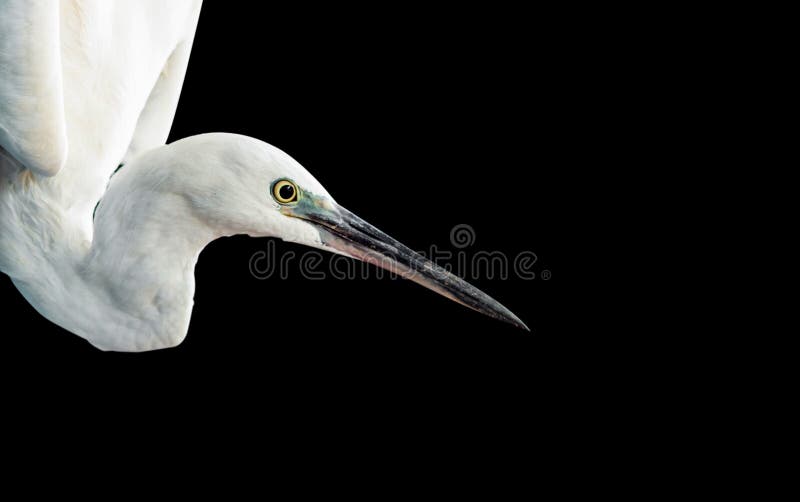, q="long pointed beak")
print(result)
[282,196,529,331]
